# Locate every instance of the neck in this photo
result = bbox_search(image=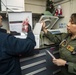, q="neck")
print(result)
[71,34,76,39]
